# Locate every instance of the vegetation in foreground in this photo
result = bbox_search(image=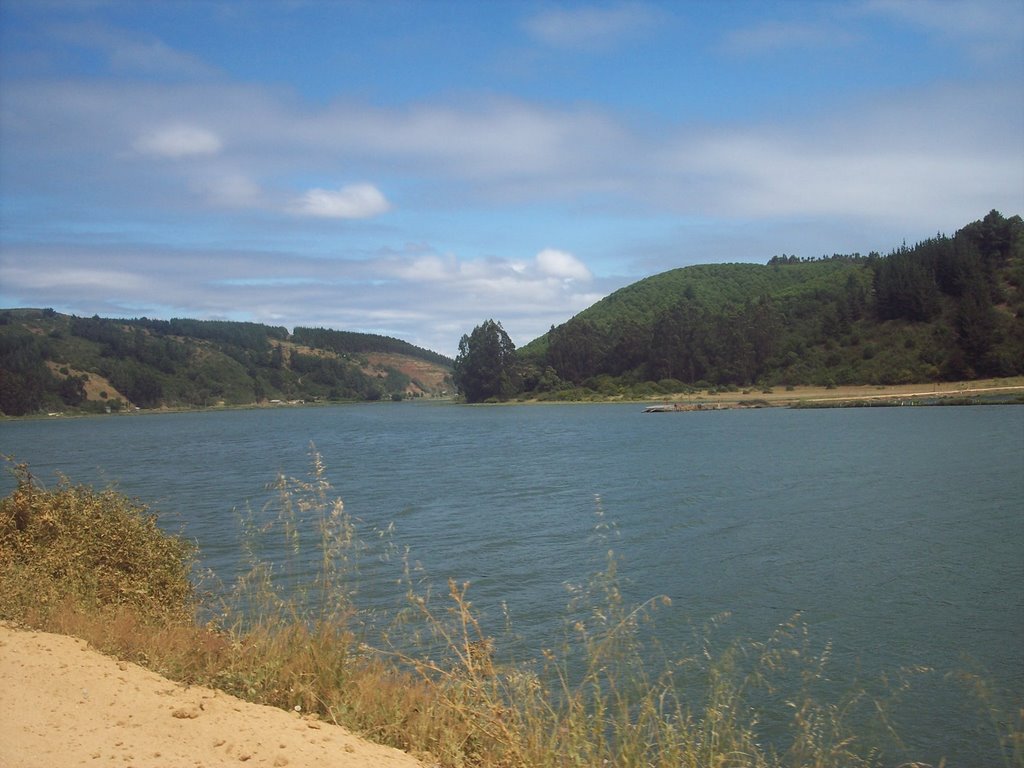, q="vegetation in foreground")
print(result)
[1,455,1021,768]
